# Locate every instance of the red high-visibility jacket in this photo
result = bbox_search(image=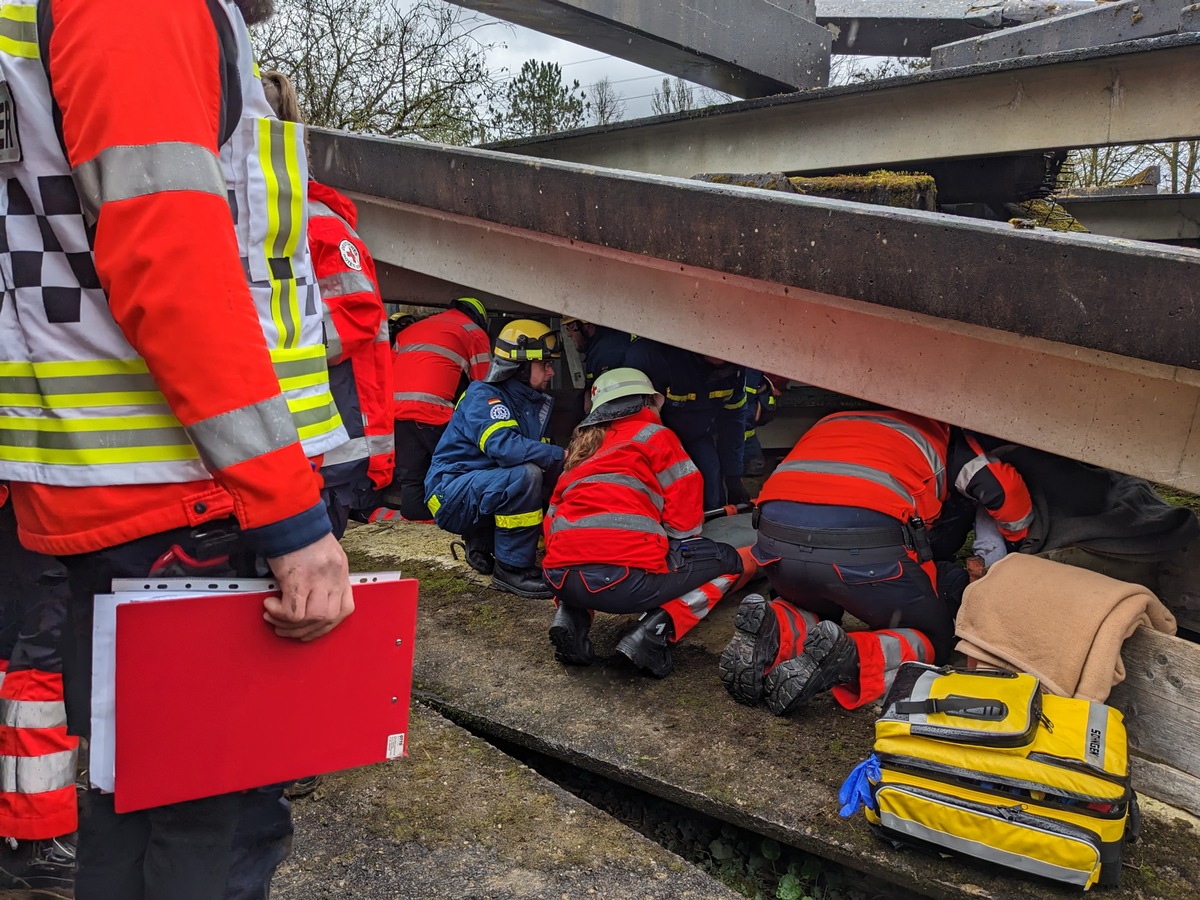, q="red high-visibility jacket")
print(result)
[392,309,491,426]
[309,182,395,492]
[543,408,704,572]
[8,0,327,556]
[758,411,1033,543]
